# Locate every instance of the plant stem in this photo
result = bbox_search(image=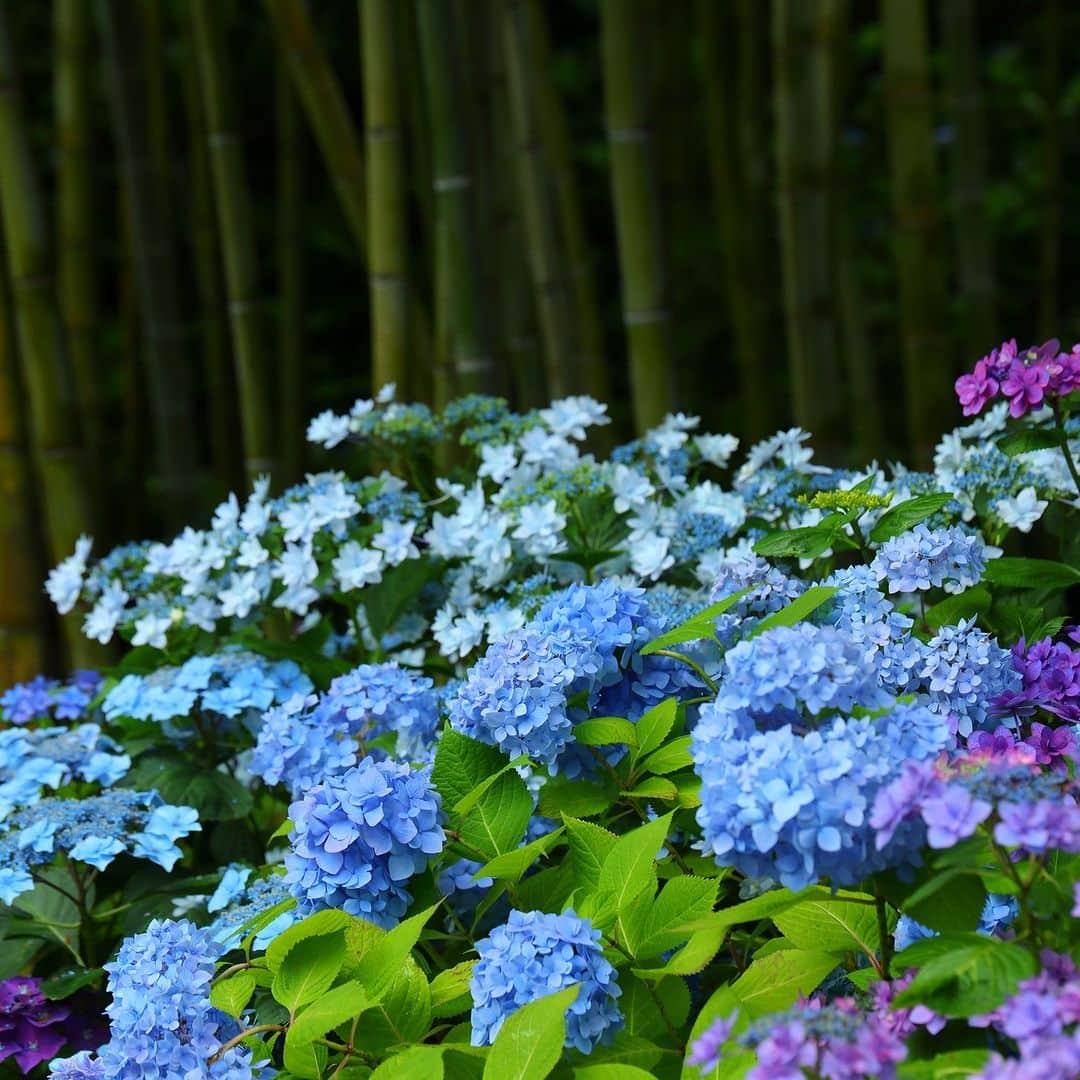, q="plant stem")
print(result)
[652,649,718,695]
[874,884,893,980]
[1051,399,1080,497]
[208,1025,285,1065]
